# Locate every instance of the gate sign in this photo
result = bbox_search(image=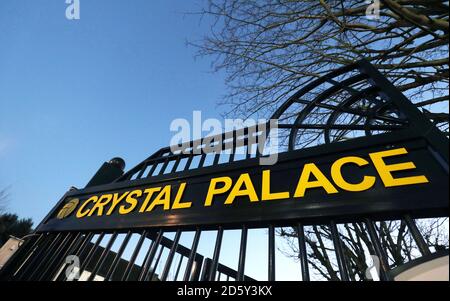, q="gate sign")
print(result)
[36,60,449,232]
[38,136,448,232]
